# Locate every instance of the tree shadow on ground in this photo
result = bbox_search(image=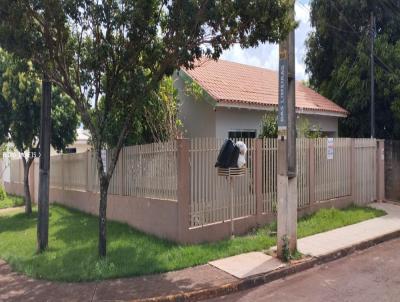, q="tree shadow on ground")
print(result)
[0,212,37,232]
